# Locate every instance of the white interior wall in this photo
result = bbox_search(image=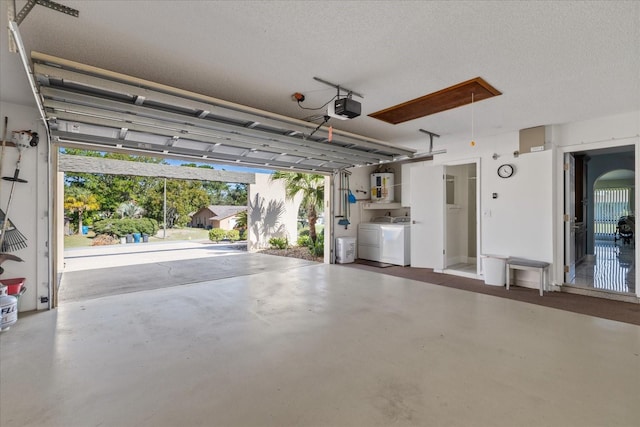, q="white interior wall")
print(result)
[405,131,553,288]
[430,131,553,263]
[555,111,640,148]
[0,101,50,312]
